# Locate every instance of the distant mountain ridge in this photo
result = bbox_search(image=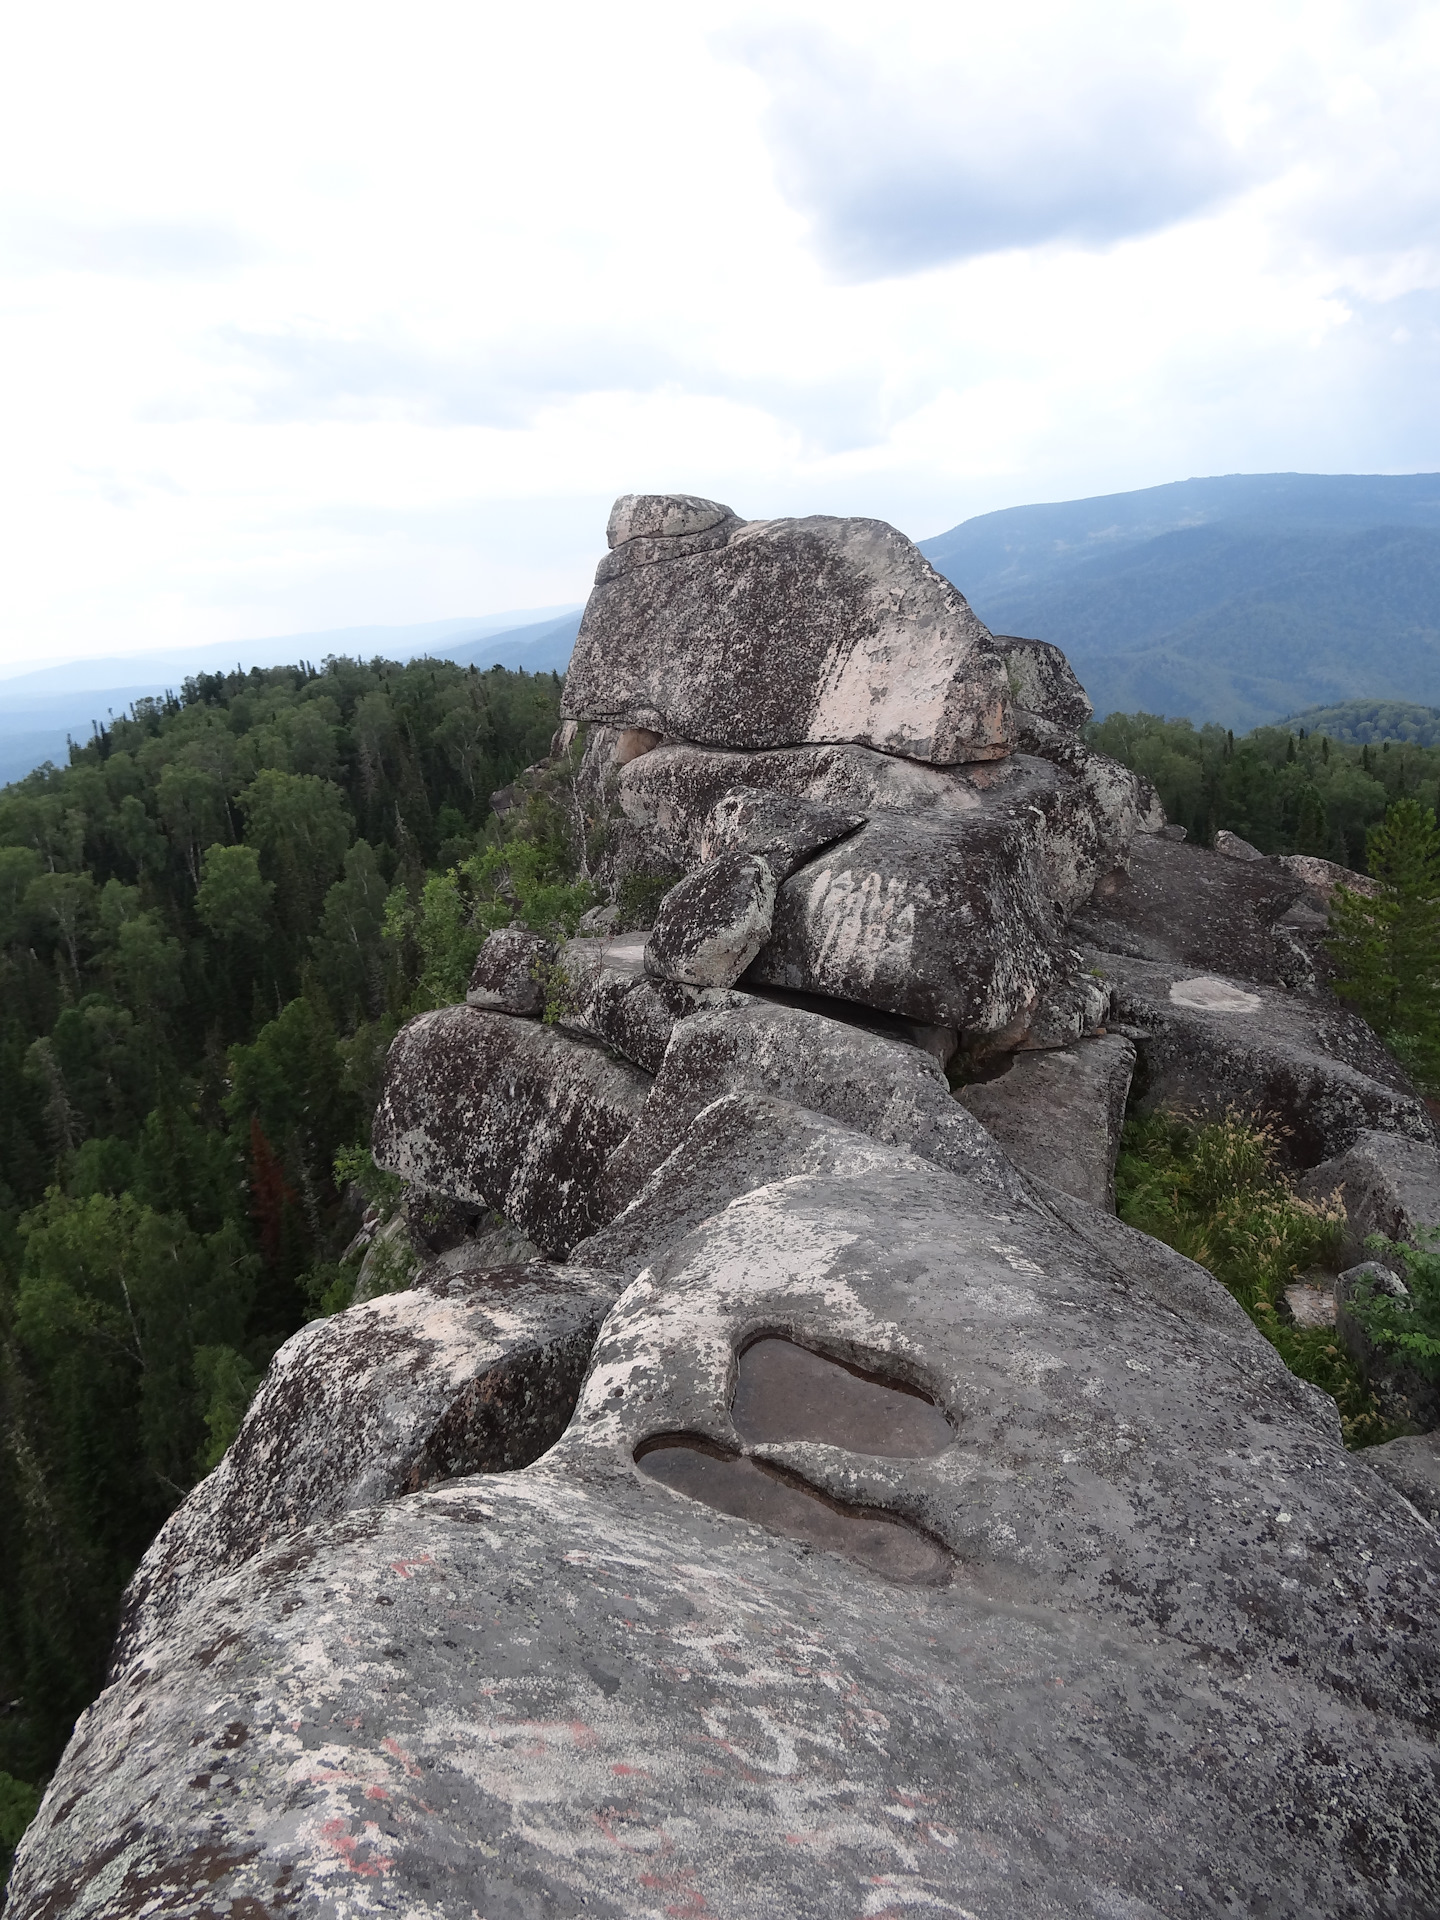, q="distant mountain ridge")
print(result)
[919,472,1440,730]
